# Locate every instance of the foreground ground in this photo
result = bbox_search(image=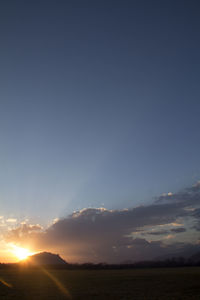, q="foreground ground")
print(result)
[0,267,200,299]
